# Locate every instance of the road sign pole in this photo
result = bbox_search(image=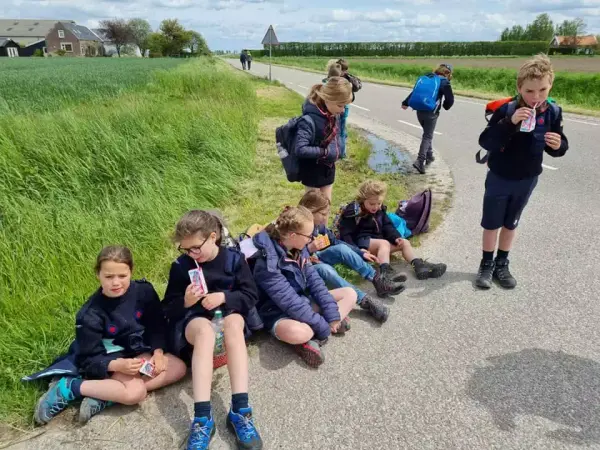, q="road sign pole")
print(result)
[261,25,279,82]
[269,43,272,81]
